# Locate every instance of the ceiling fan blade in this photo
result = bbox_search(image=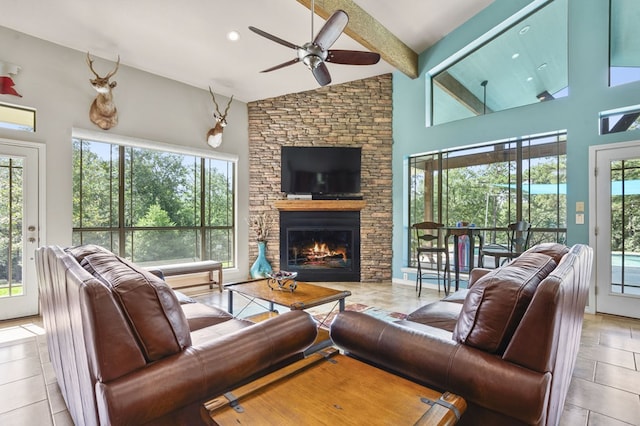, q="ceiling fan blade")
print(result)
[312,62,332,86]
[248,26,300,50]
[260,58,300,73]
[313,10,348,50]
[327,50,381,65]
